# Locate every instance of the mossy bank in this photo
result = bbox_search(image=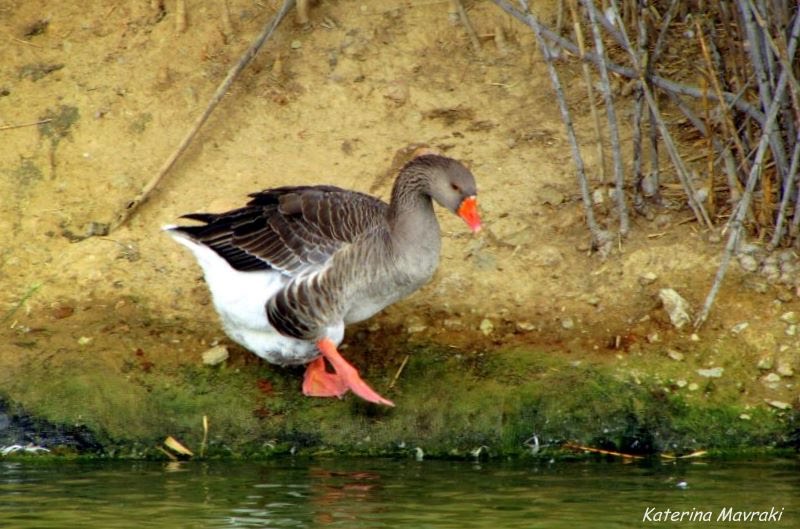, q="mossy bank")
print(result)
[2,336,797,460]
